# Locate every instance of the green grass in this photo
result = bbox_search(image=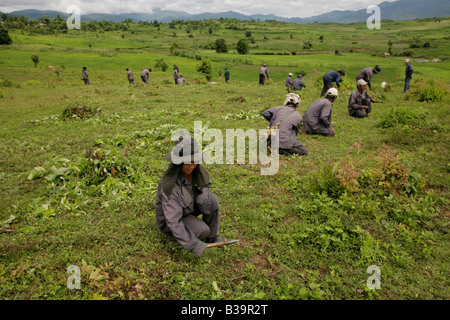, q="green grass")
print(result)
[0,17,449,300]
